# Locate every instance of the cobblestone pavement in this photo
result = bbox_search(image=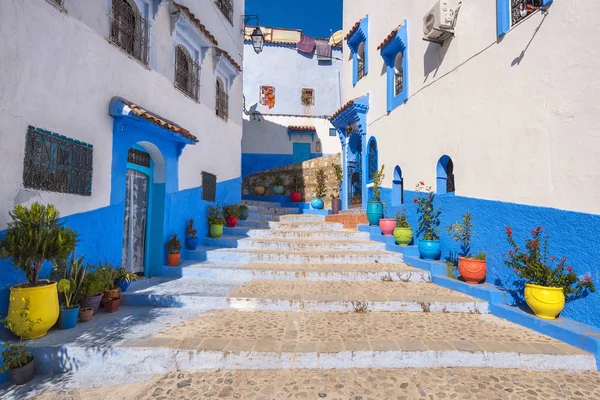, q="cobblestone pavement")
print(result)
[36,368,600,400]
